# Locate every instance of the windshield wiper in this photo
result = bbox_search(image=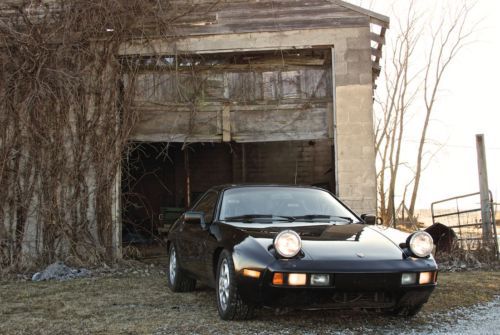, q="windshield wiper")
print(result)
[292,215,353,223]
[223,214,295,222]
